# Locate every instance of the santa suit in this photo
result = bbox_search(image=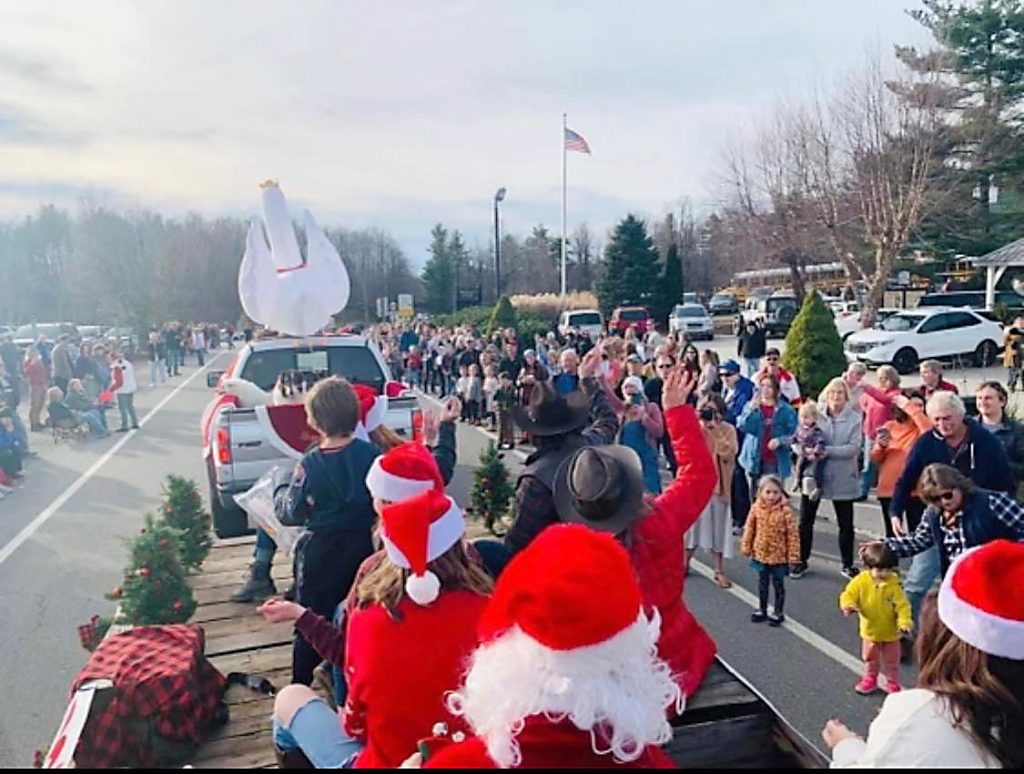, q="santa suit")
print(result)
[631,404,718,699]
[424,715,675,769]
